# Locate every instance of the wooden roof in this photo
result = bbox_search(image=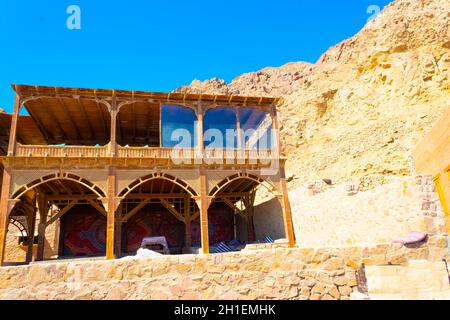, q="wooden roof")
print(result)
[12,84,279,106]
[10,84,278,146]
[0,112,47,153]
